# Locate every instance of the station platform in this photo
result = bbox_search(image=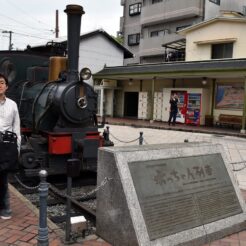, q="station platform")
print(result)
[100,116,246,139]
